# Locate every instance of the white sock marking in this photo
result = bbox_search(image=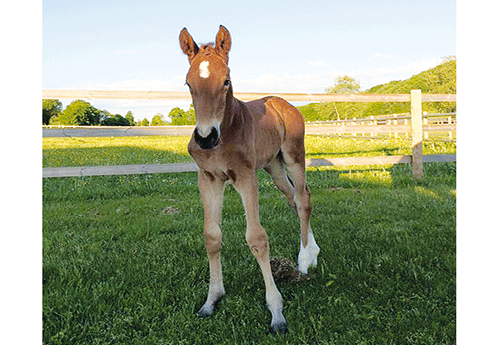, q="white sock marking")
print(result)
[199,61,210,78]
[298,229,320,274]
